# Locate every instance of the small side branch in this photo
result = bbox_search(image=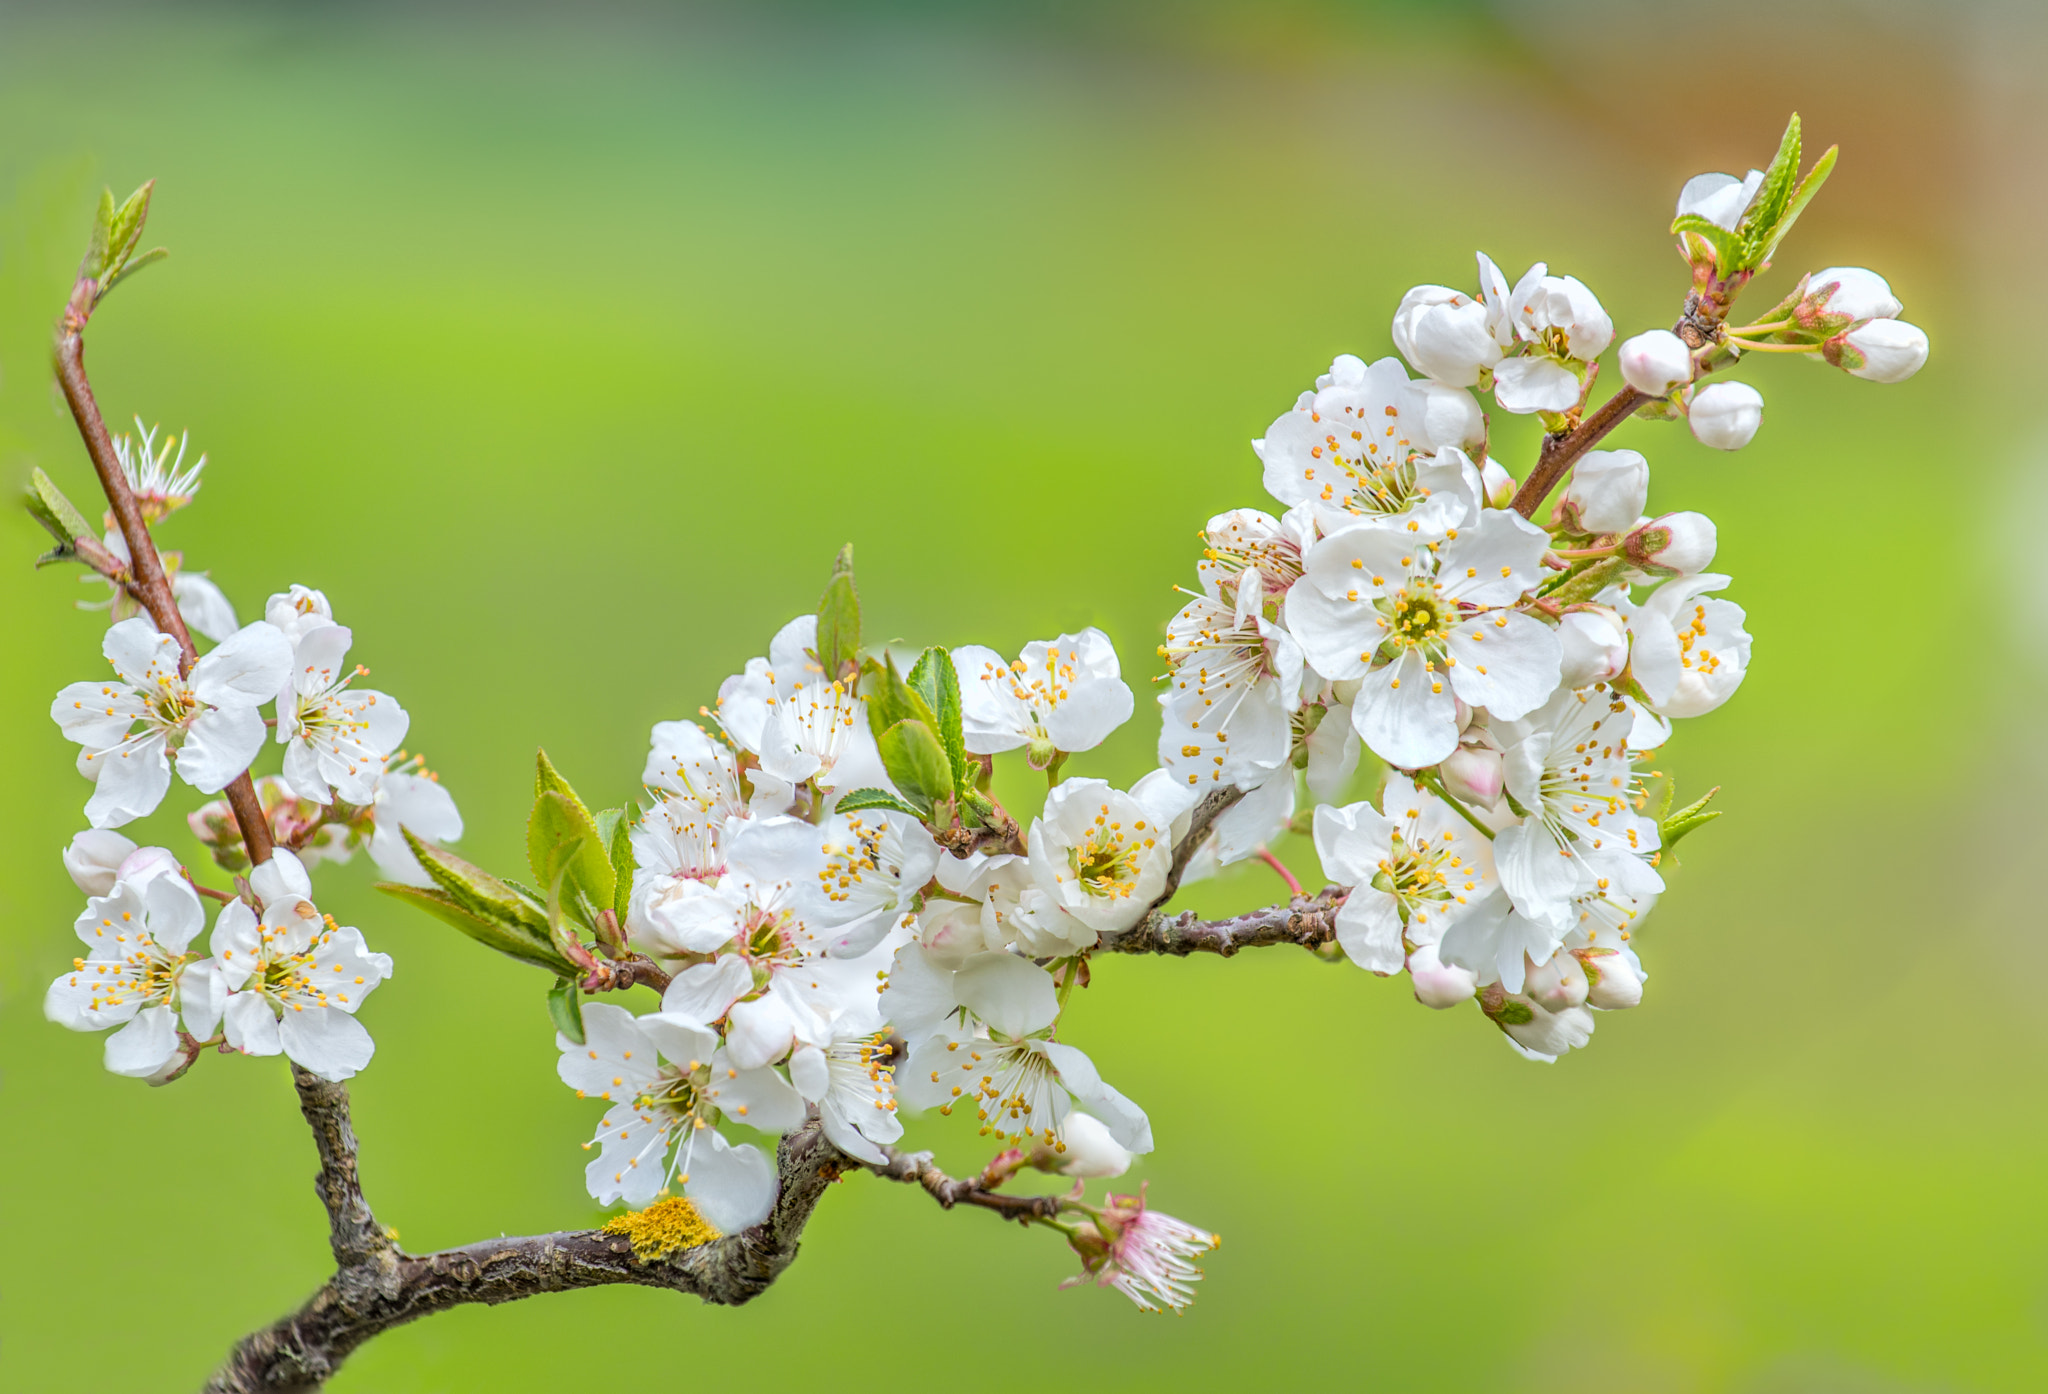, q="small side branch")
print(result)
[863,1146,1066,1223]
[1146,786,1246,913]
[1098,886,1344,957]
